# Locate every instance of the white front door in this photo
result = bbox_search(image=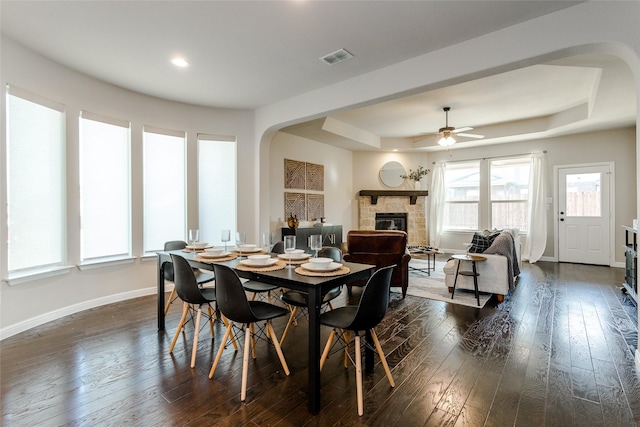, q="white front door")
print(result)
[558,164,611,265]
